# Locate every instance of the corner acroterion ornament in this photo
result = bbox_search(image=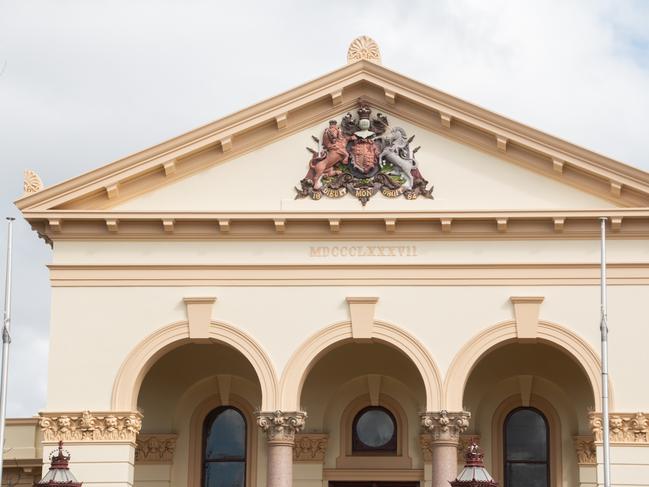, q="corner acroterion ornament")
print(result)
[34,441,83,486]
[23,169,44,195]
[347,36,381,64]
[451,441,498,487]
